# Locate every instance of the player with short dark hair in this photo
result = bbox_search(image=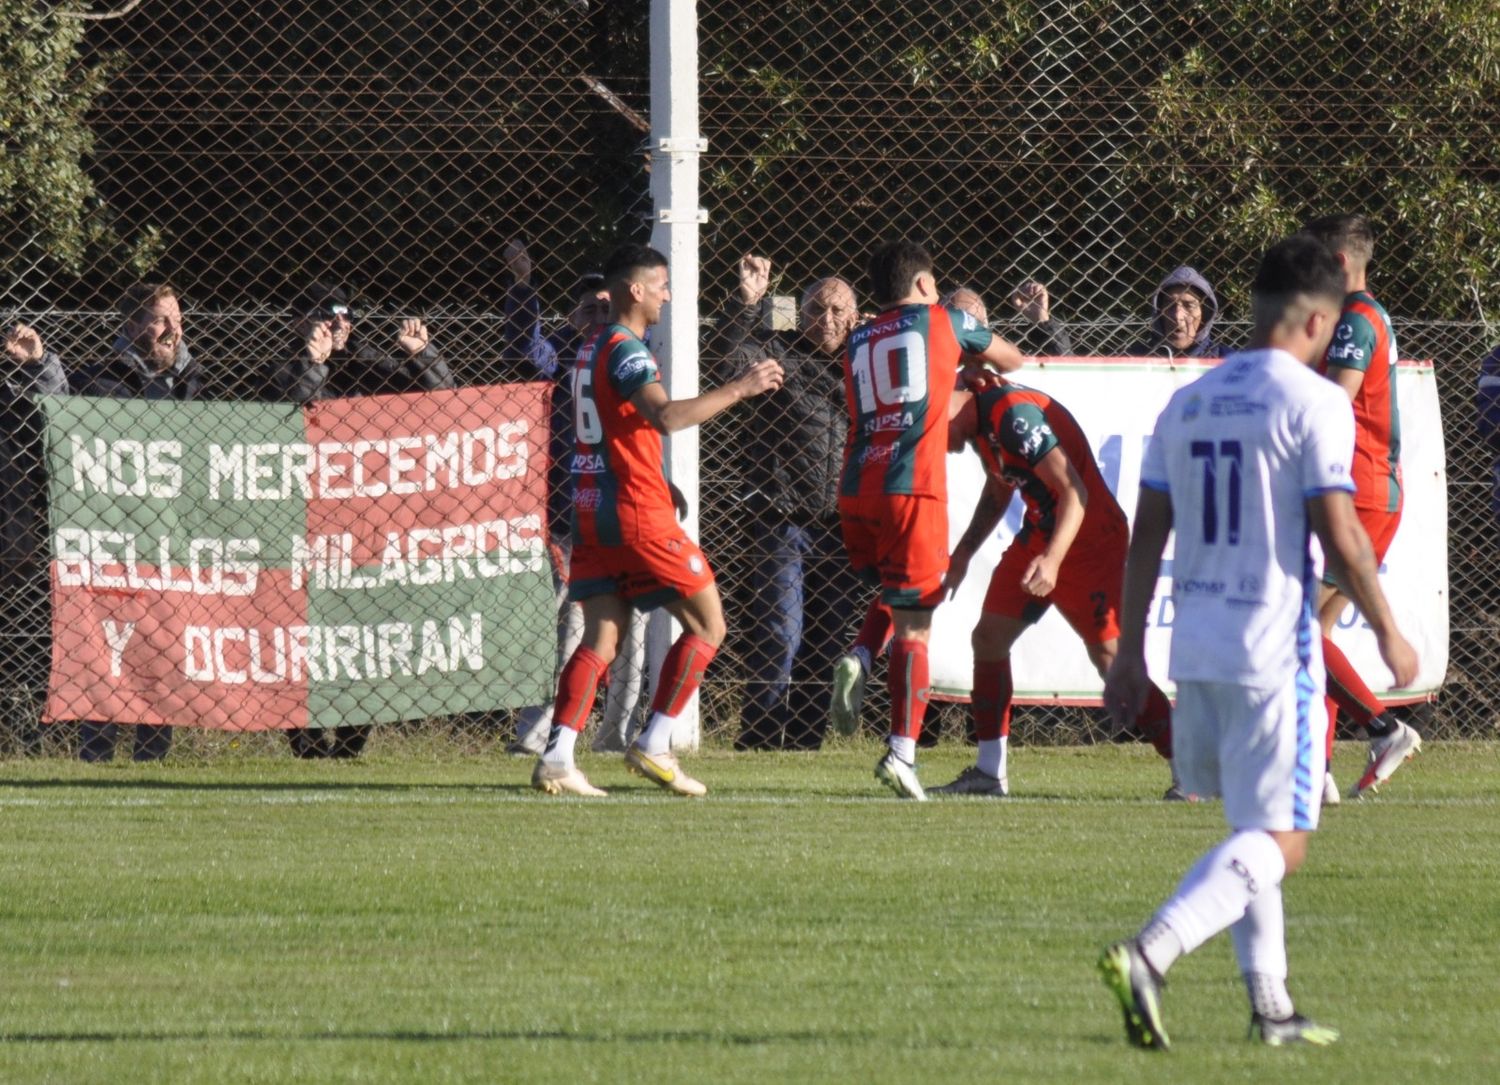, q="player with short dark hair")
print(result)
[531,242,784,797]
[831,239,1023,799]
[933,380,1174,797]
[1300,213,1420,801]
[1098,234,1418,1049]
